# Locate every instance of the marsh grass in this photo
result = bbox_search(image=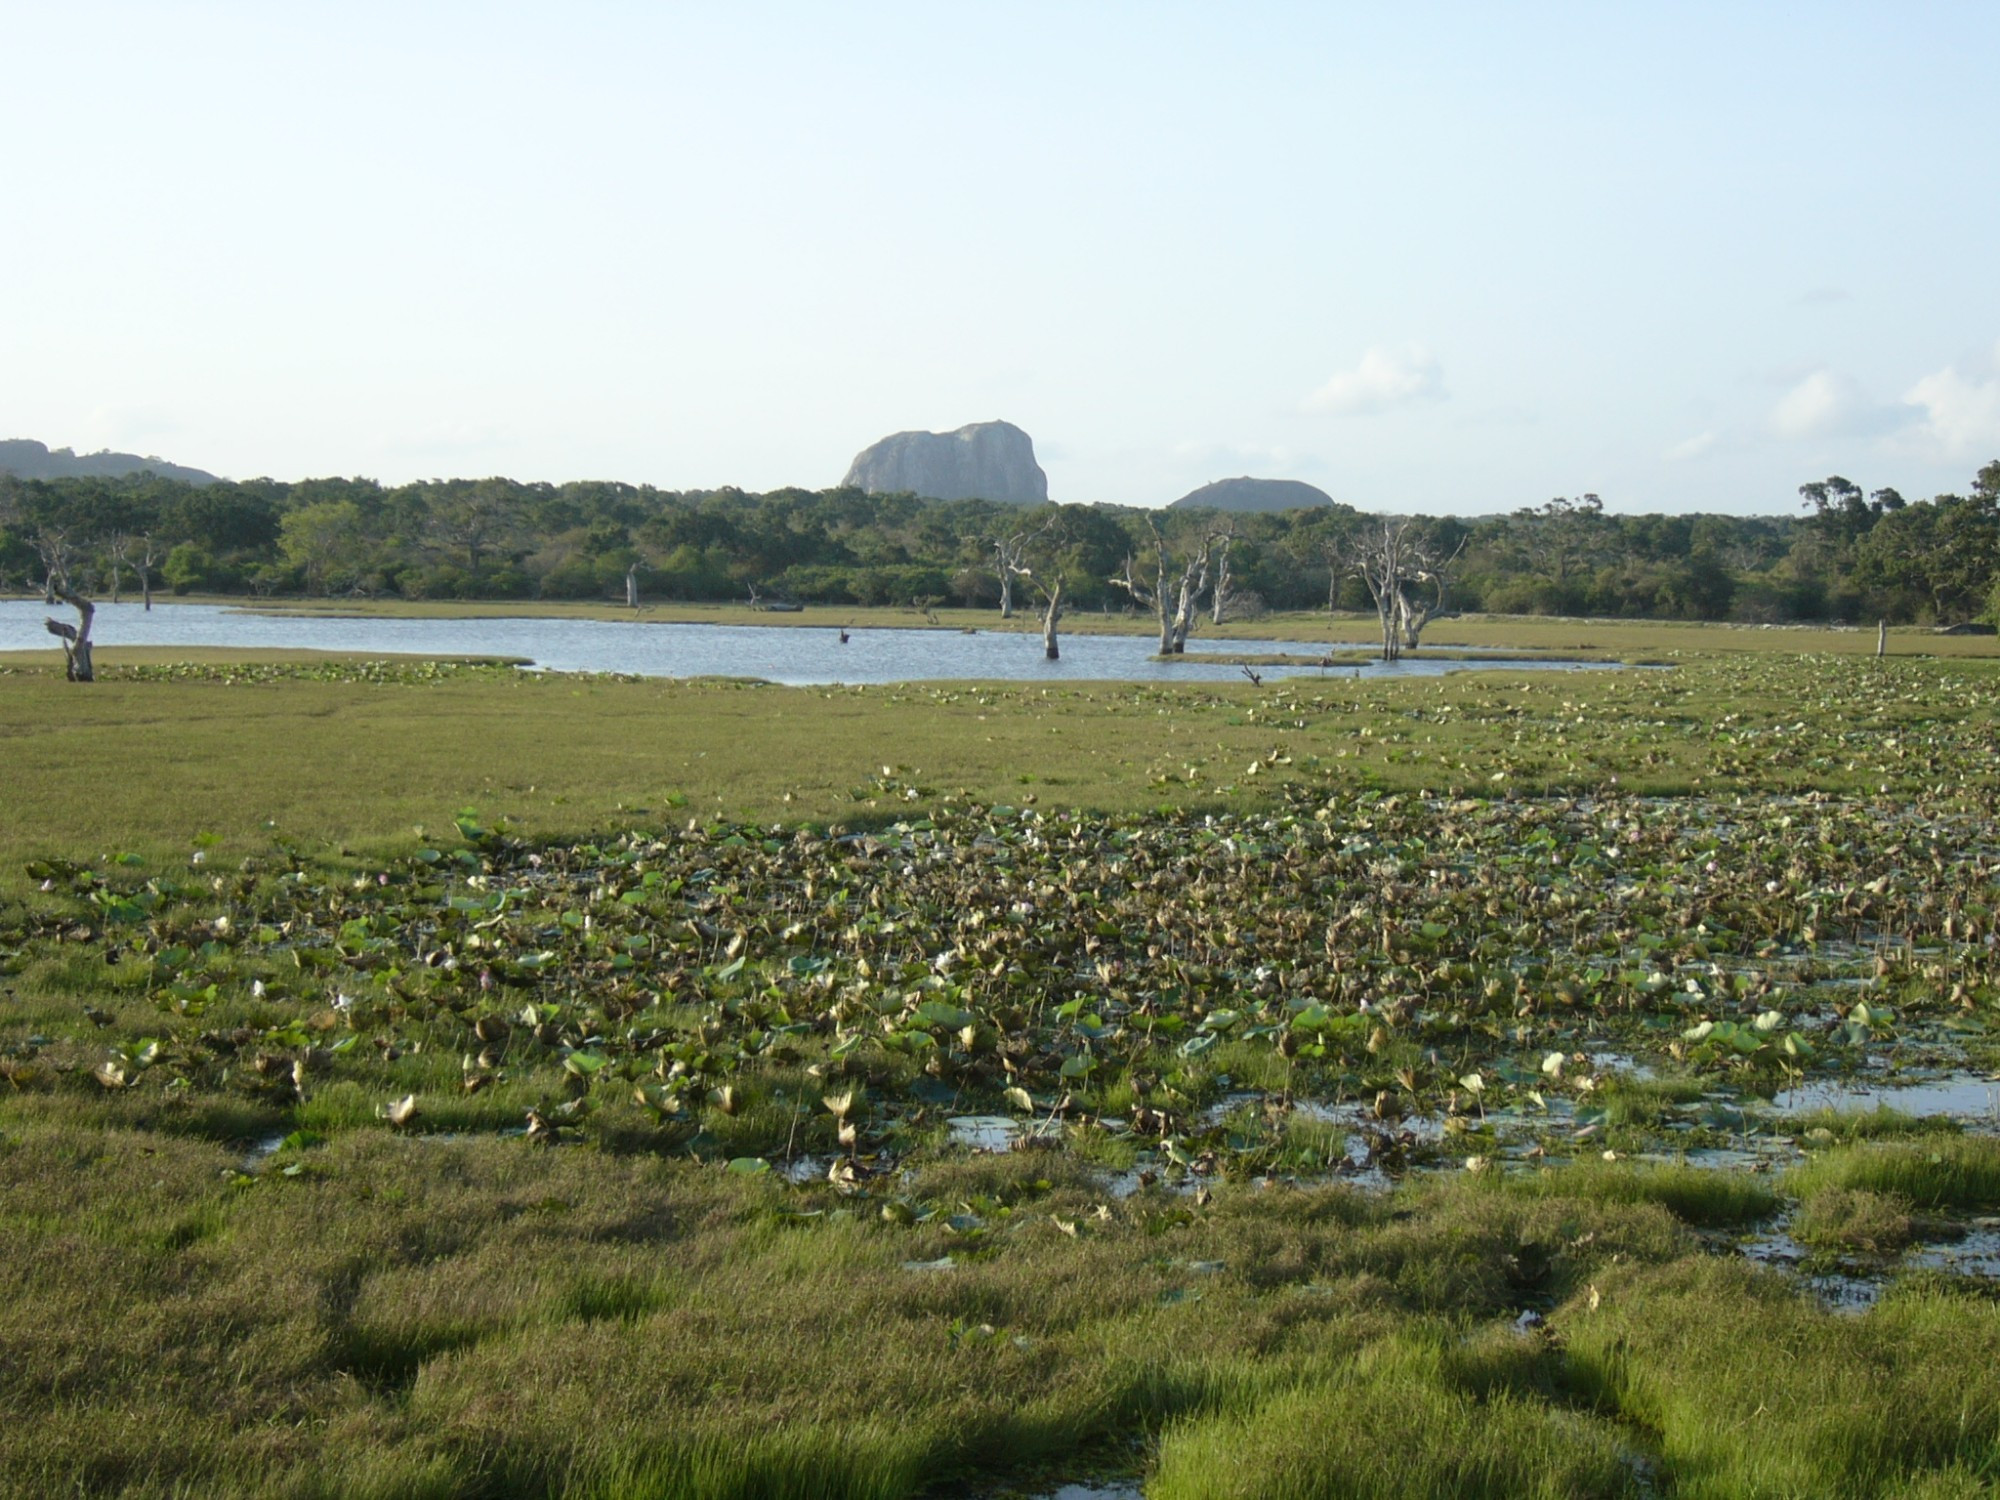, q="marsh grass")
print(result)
[1784,1137,2000,1211]
[6,1091,2000,1496]
[1150,1328,1642,1500]
[1501,1159,1780,1228]
[1791,1106,1967,1143]
[1597,1074,1707,1128]
[1563,1257,2000,1499]
[1790,1186,1918,1254]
